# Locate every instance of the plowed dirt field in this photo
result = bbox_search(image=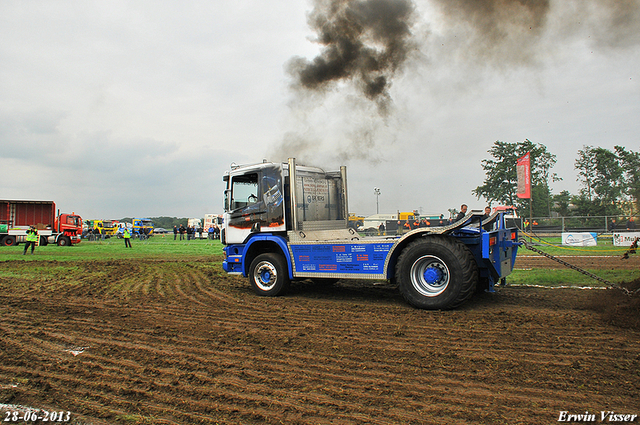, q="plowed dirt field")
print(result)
[1,257,639,424]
